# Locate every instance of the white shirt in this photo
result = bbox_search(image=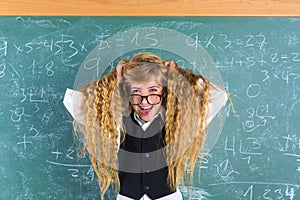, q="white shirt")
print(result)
[116,189,182,200]
[63,79,228,200]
